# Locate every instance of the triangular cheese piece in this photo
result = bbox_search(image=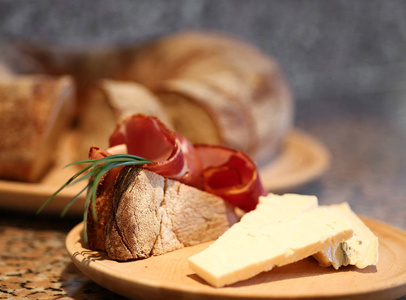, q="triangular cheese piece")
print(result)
[188,194,353,287]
